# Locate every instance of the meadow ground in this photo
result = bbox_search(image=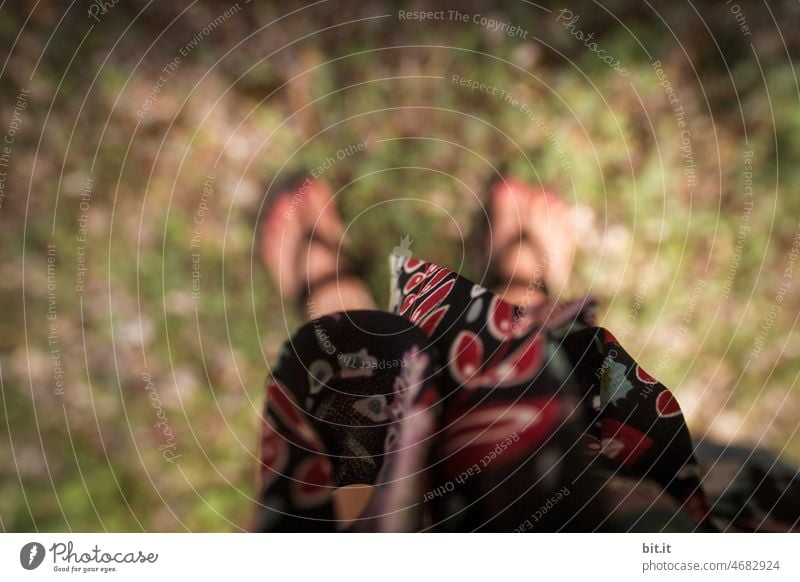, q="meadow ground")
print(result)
[1,1,799,530]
